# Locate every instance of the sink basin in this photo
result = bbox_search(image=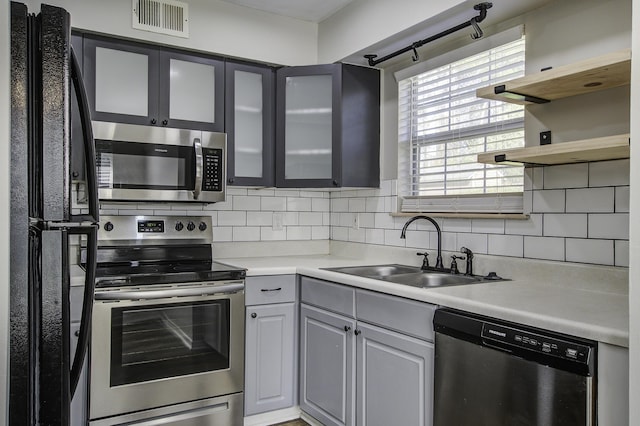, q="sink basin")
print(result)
[324,264,493,288]
[326,264,422,279]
